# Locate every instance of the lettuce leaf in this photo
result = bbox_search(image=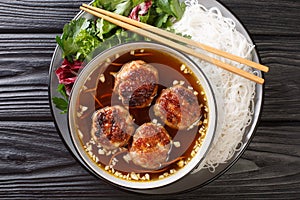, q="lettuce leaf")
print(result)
[156,0,185,20]
[96,18,117,40]
[169,0,186,19]
[114,0,133,15]
[93,0,133,16]
[132,0,144,7]
[56,18,100,62]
